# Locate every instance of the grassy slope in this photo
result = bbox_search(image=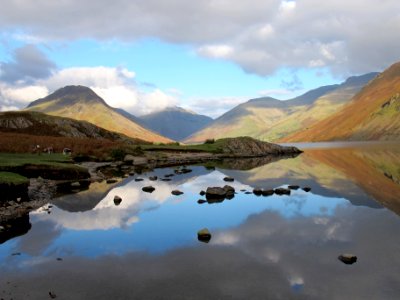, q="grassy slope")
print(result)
[186,102,292,143]
[284,63,400,141]
[267,85,364,141]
